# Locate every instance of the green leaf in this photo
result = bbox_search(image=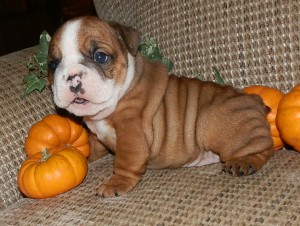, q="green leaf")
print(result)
[23,75,47,96]
[39,31,51,56]
[161,57,174,72]
[26,60,35,70]
[139,38,160,59]
[35,31,51,70]
[23,73,38,83]
[35,54,47,65]
[139,38,155,51]
[150,52,163,61]
[23,31,51,97]
[138,38,174,72]
[40,68,48,76]
[213,67,225,85]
